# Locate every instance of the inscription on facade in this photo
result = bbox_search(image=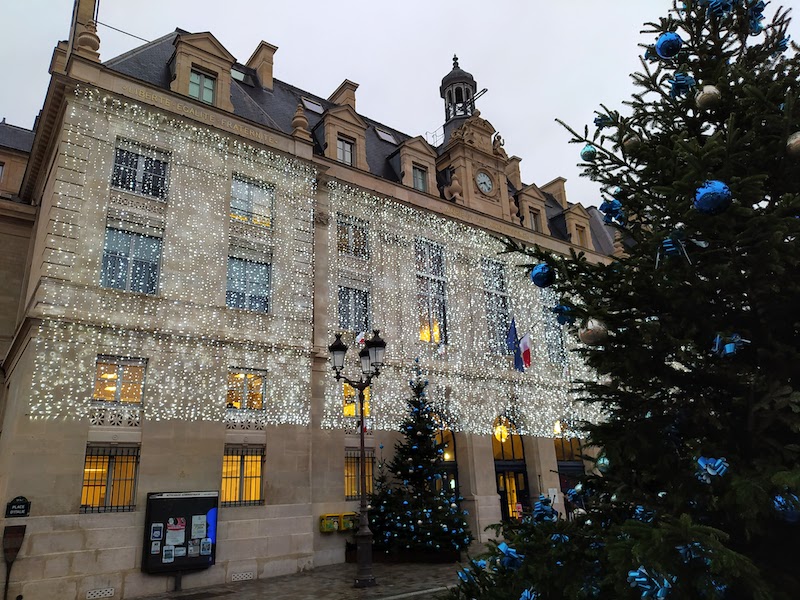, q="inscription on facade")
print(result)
[120,84,279,146]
